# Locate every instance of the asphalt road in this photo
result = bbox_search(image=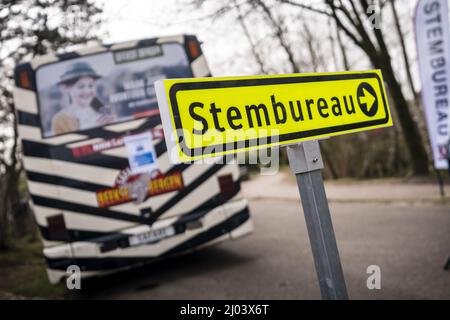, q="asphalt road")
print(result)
[77,178,450,299]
